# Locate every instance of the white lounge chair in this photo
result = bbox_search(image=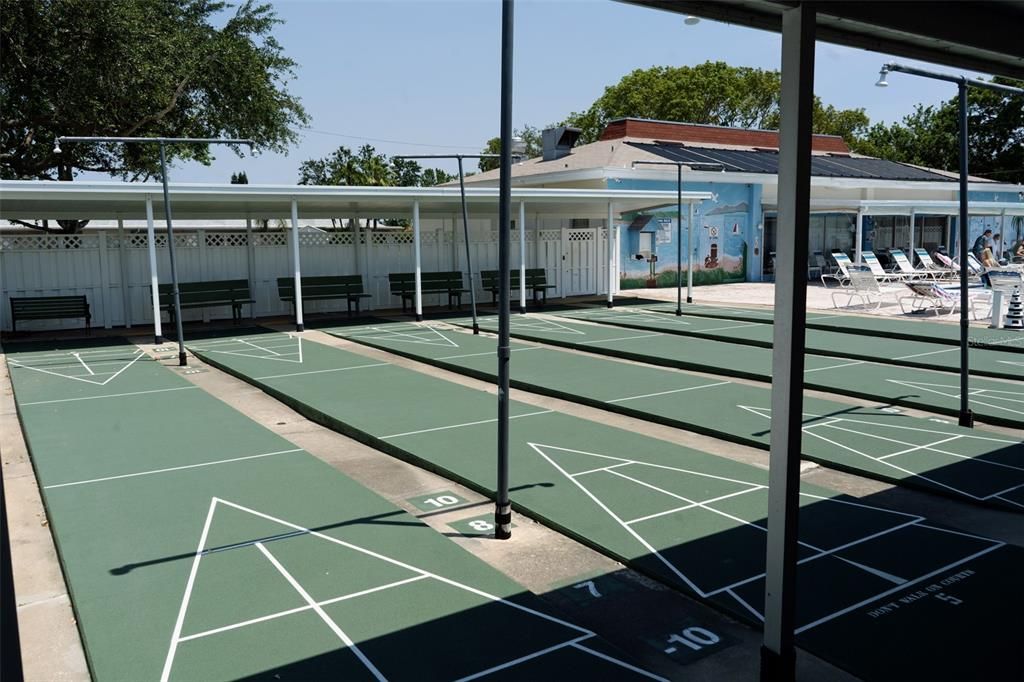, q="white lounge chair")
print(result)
[888,249,937,280]
[898,281,982,318]
[822,251,855,287]
[861,251,904,282]
[833,266,902,310]
[915,249,958,279]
